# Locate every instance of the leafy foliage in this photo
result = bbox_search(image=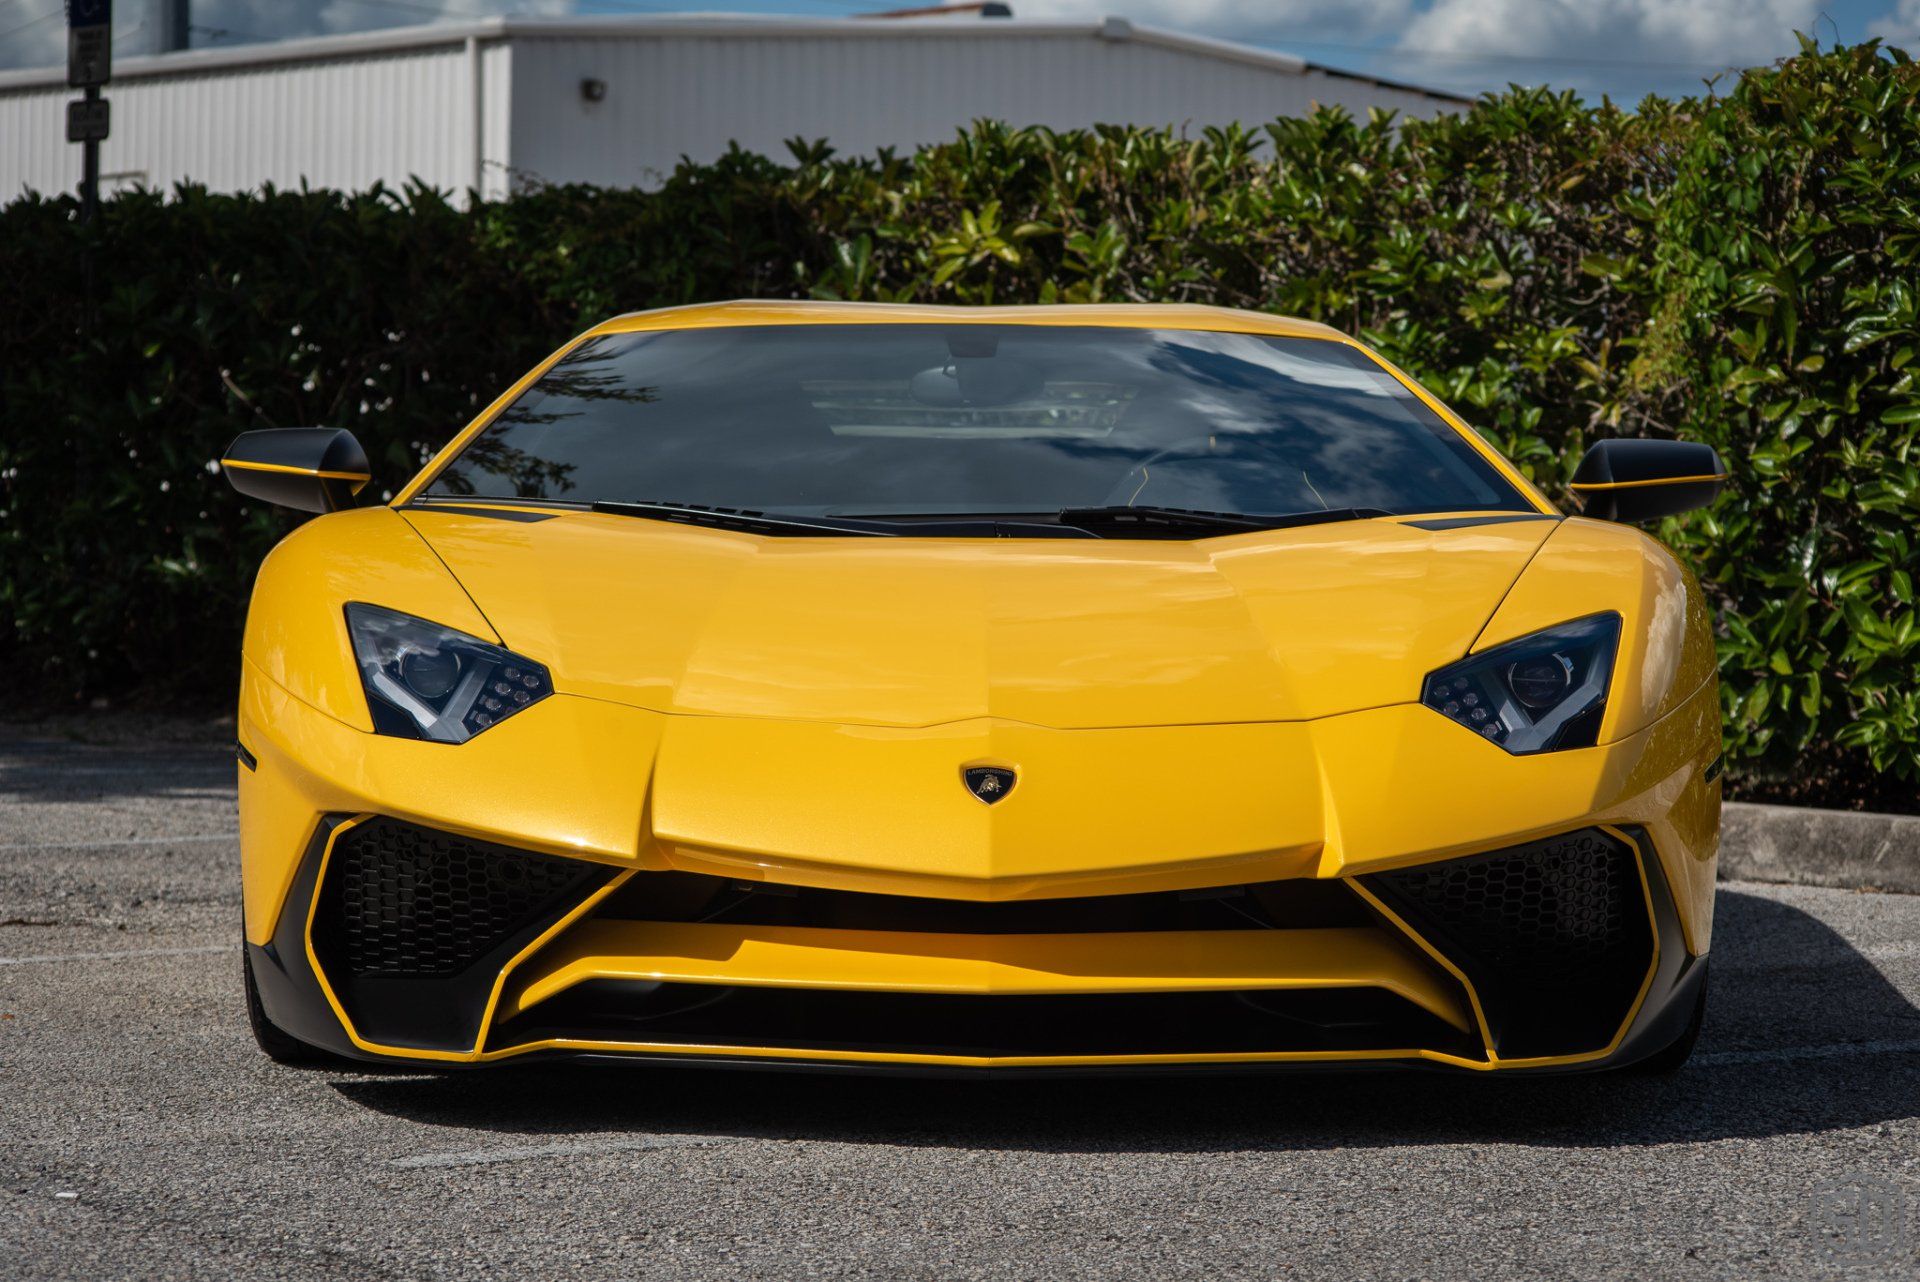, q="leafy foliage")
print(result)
[1651,38,1920,802]
[3,40,1916,805]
